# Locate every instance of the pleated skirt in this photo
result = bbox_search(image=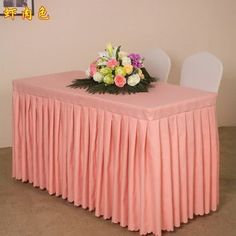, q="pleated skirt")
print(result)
[12,92,219,235]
